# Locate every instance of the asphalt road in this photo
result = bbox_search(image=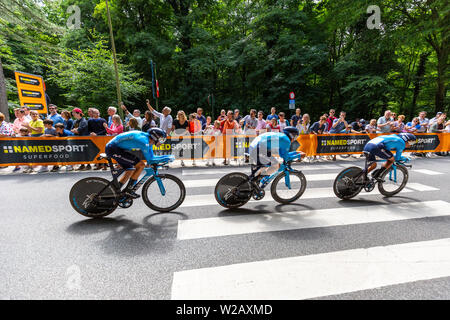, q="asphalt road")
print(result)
[1,156,449,300]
